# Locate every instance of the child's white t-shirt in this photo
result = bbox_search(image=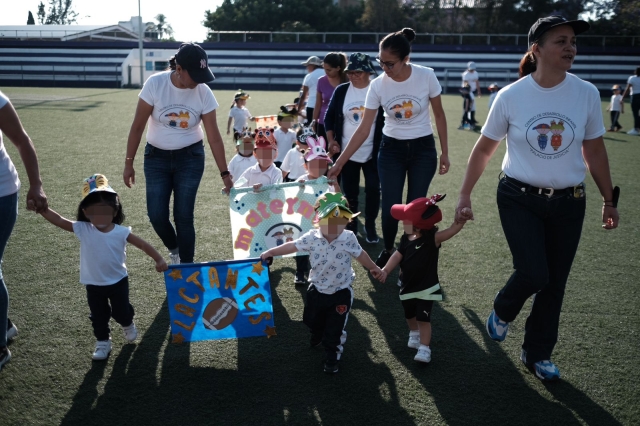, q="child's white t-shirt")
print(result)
[342,84,376,163]
[73,222,131,286]
[0,91,20,198]
[139,71,218,150]
[294,228,363,294]
[365,63,442,140]
[610,94,622,112]
[274,128,296,163]
[234,163,283,188]
[481,73,606,189]
[488,92,498,111]
[229,105,252,132]
[280,147,306,180]
[228,153,257,183]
